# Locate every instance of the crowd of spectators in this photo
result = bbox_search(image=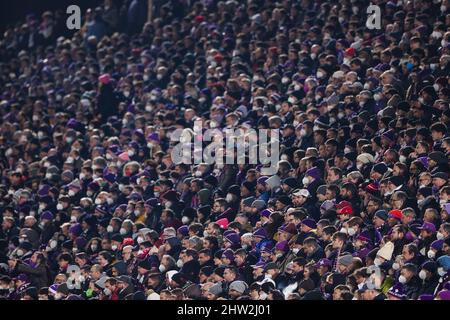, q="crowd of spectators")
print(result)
[0,0,450,300]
